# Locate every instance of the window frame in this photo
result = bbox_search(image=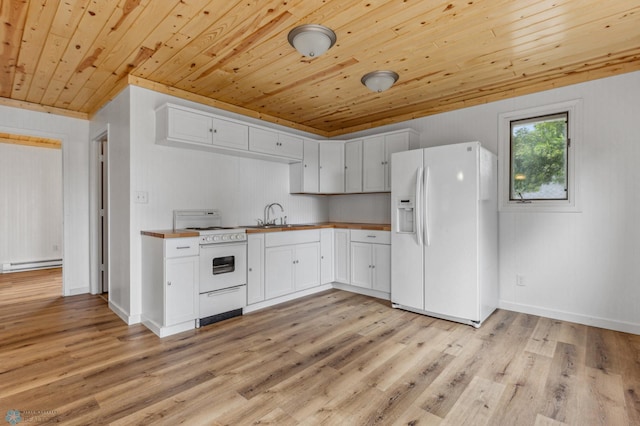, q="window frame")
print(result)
[498,99,582,212]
